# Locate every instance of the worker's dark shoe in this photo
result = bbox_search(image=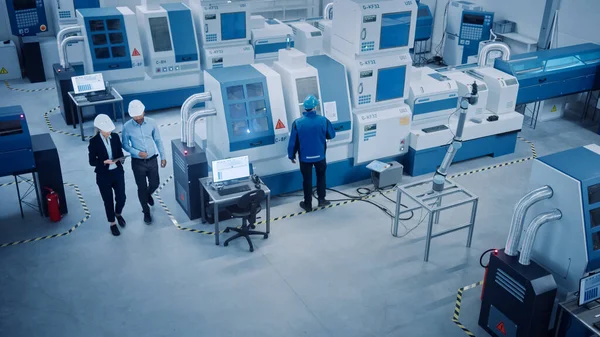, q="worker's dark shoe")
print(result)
[143,212,152,224]
[148,195,155,206]
[116,215,126,228]
[110,224,121,236]
[300,201,312,212]
[318,199,331,207]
